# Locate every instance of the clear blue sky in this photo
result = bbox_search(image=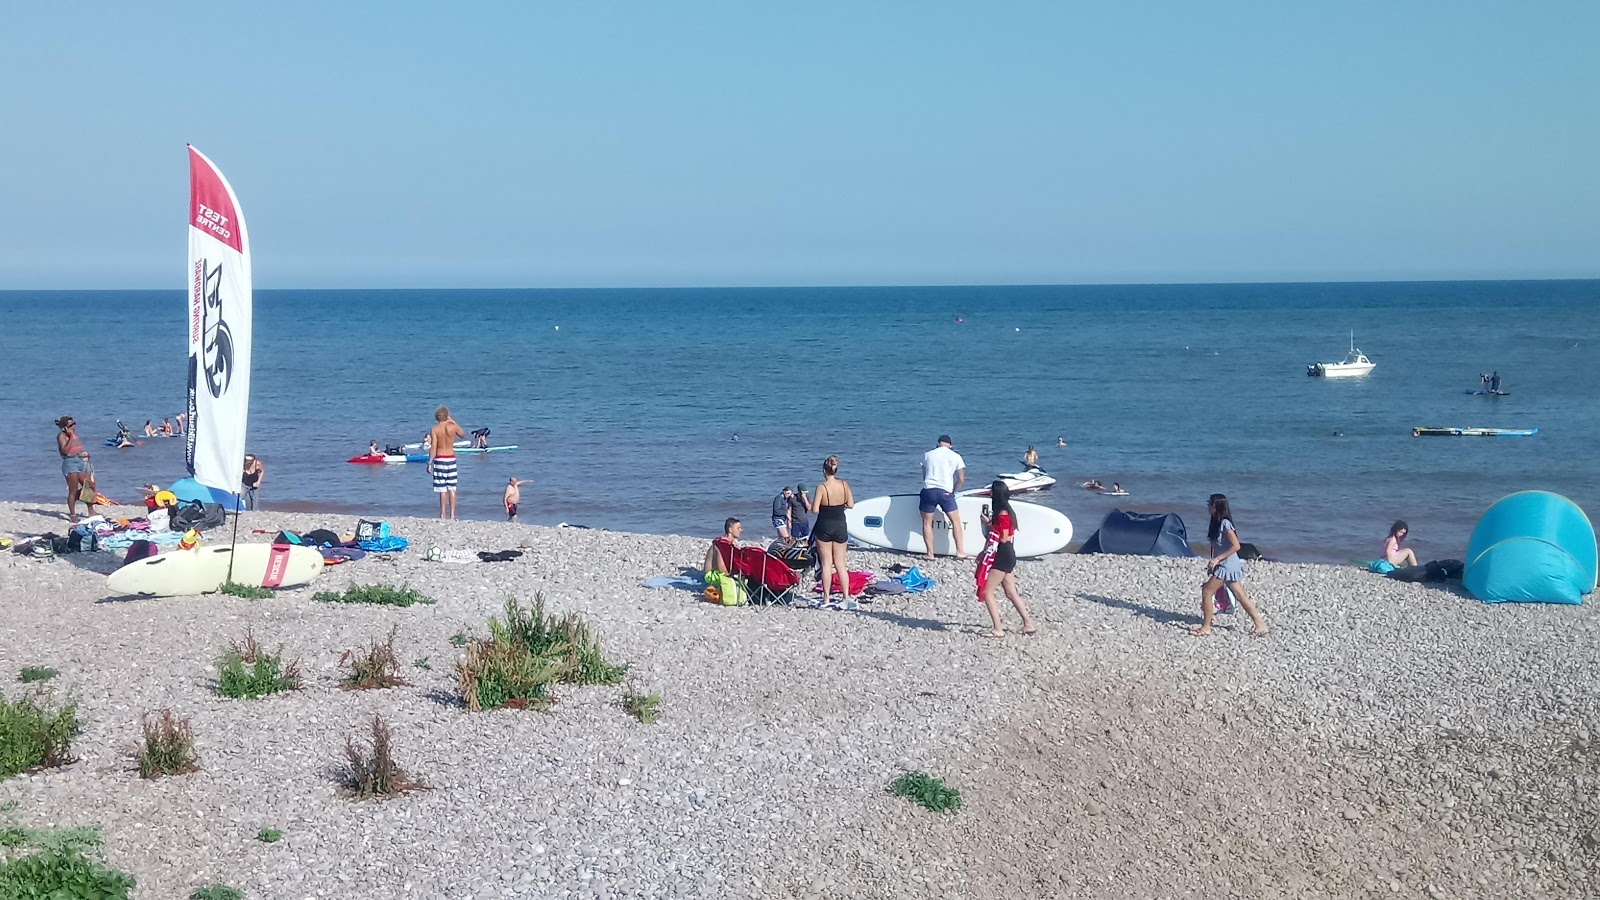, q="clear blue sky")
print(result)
[2,2,1596,288]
